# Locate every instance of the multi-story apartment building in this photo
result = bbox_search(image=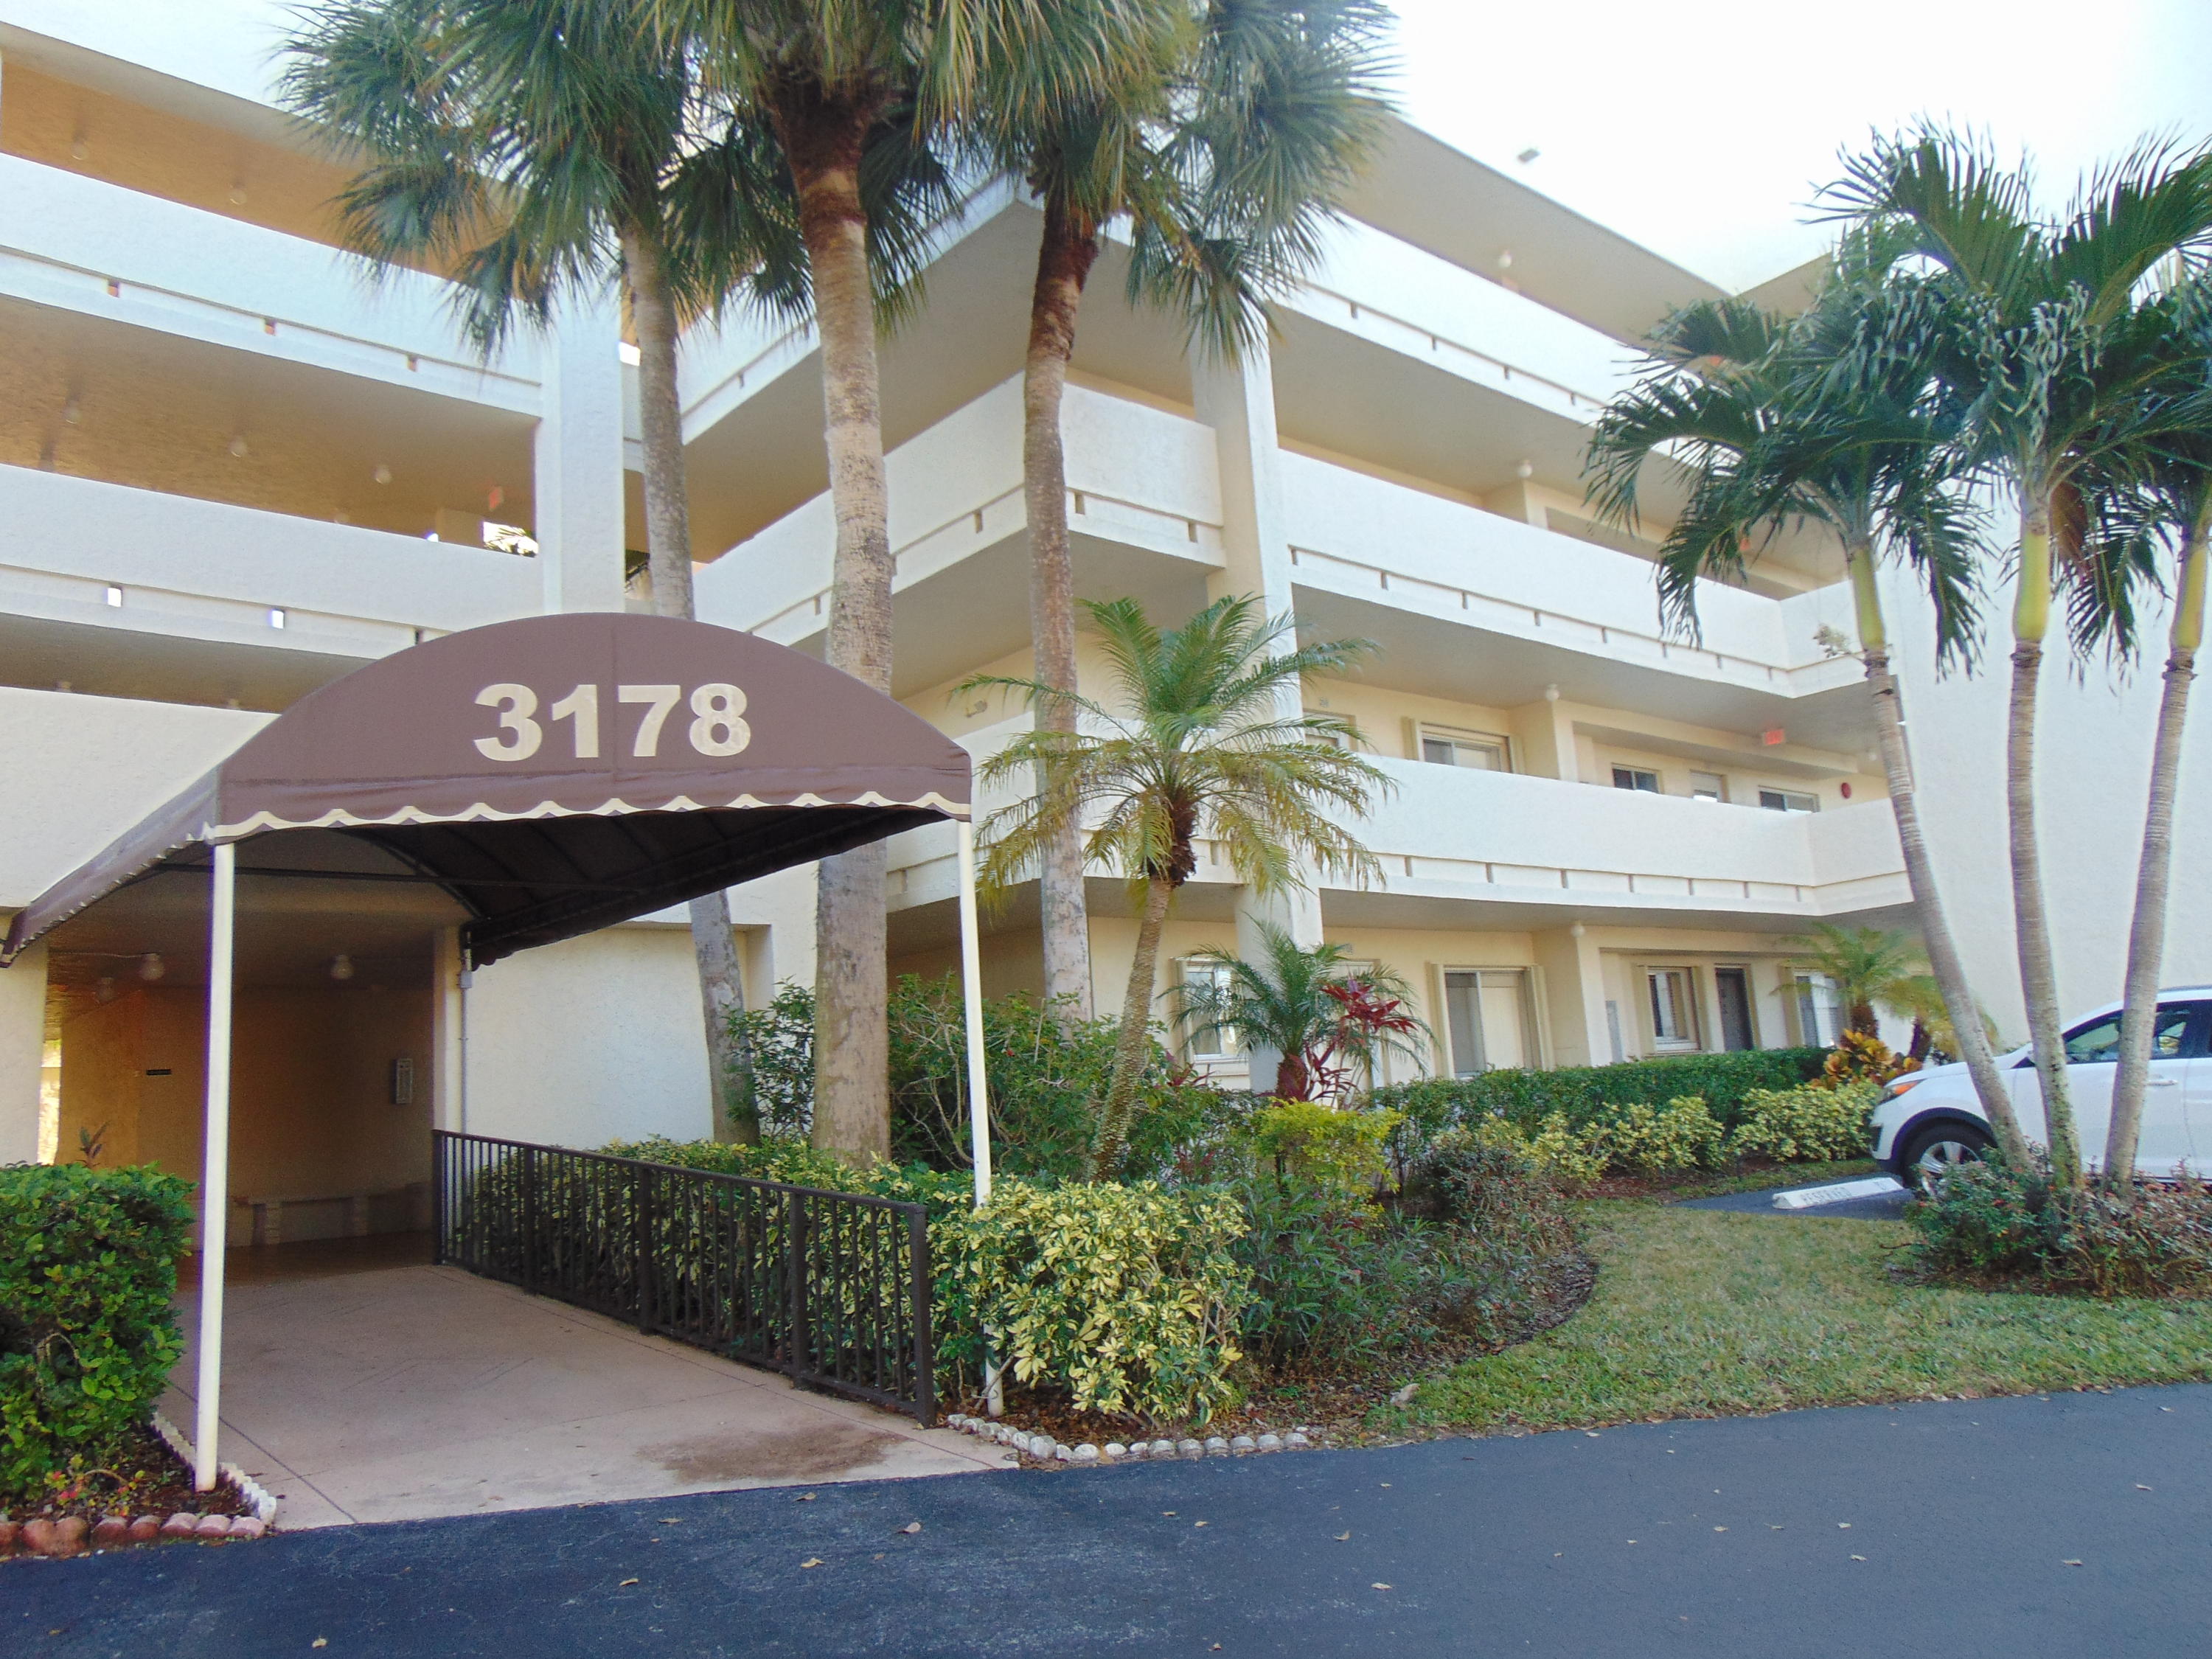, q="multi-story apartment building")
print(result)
[4,7,2206,1239]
